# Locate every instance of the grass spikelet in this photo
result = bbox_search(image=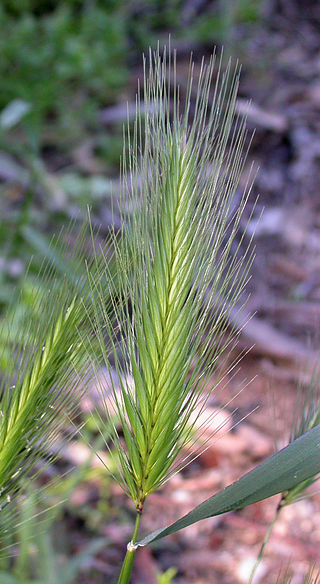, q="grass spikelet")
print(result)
[276,564,320,584]
[283,363,320,505]
[0,227,98,516]
[87,44,254,581]
[249,363,320,584]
